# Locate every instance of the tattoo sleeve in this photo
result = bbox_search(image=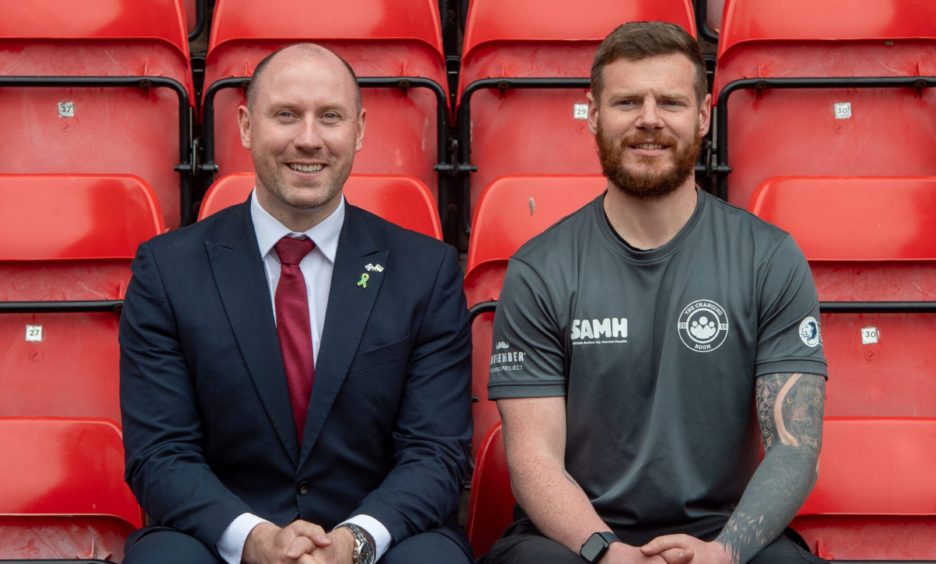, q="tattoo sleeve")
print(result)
[715,372,825,564]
